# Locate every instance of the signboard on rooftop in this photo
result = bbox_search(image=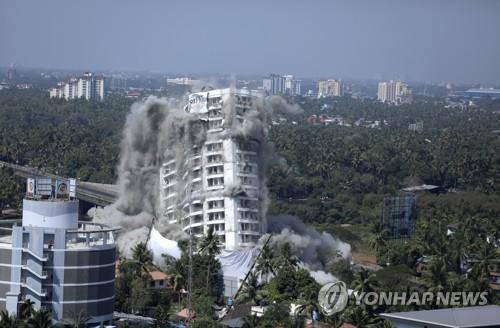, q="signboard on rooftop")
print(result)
[187,93,208,114]
[36,177,52,197]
